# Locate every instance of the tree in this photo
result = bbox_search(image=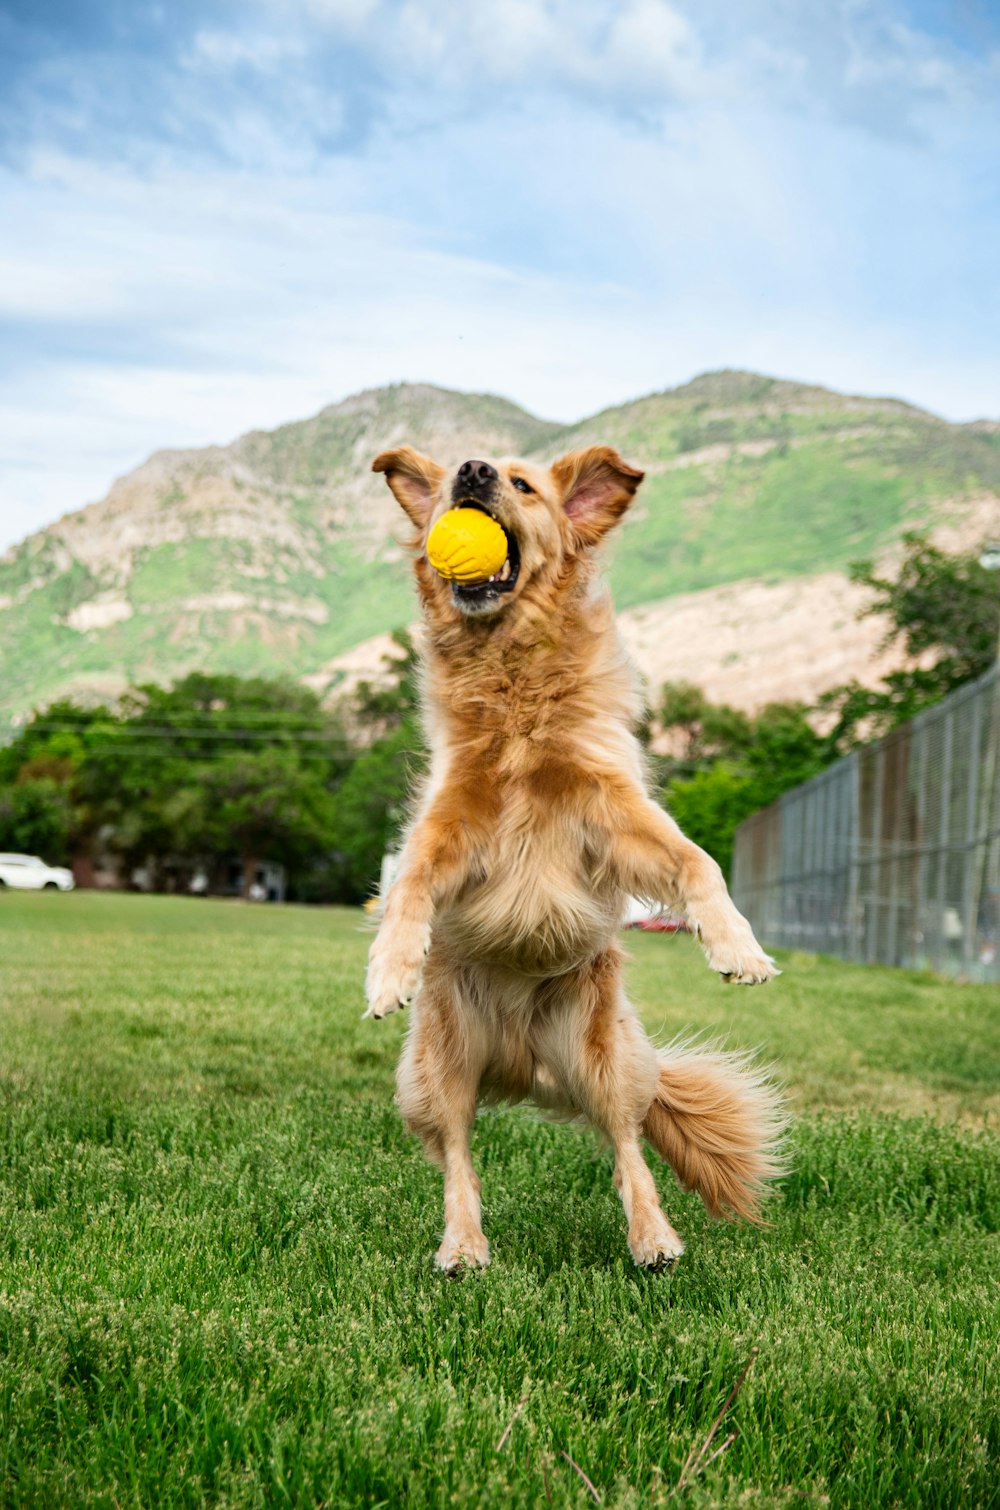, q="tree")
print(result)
[0,702,110,867]
[741,700,831,793]
[328,723,418,900]
[85,673,349,886]
[822,533,1000,746]
[660,693,830,877]
[200,746,337,898]
[655,681,753,777]
[0,778,74,863]
[328,630,427,901]
[0,667,426,901]
[0,699,107,786]
[664,763,759,880]
[353,629,422,734]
